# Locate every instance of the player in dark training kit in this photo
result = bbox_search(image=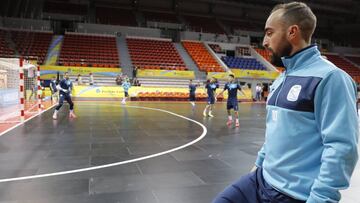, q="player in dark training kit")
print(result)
[49,76,58,103]
[203,78,219,117]
[53,72,76,119]
[189,79,199,107]
[216,74,246,127]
